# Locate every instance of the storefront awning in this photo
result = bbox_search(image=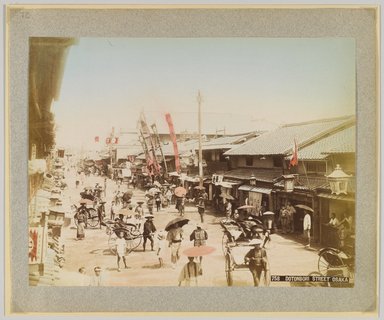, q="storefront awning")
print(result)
[317,192,355,202]
[219,181,241,189]
[238,185,254,191]
[250,186,272,194]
